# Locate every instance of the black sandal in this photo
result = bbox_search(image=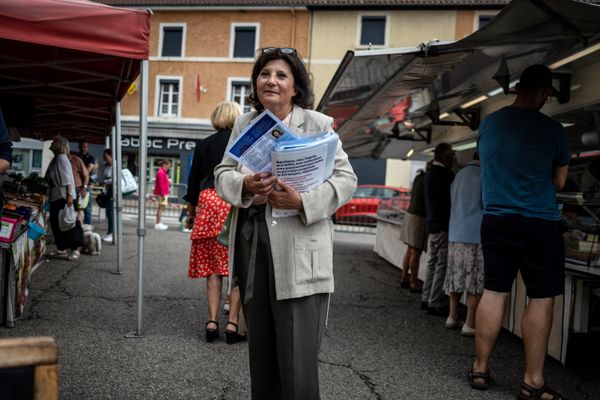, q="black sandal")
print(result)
[225,321,247,345]
[205,320,219,343]
[517,382,565,400]
[468,369,492,390]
